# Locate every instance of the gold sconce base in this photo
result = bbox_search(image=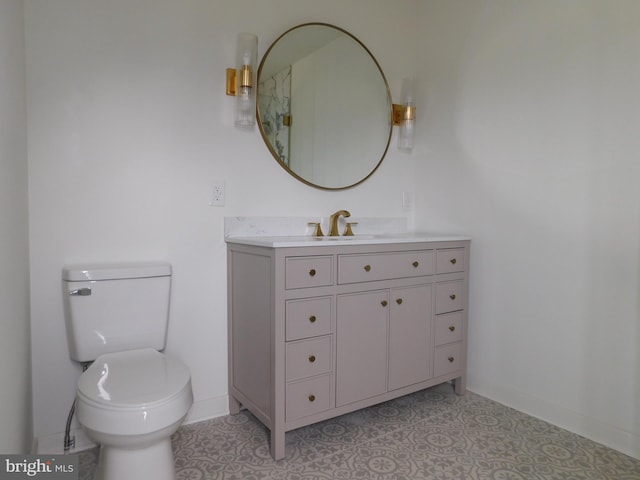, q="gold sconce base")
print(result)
[392,103,416,125]
[226,68,236,96]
